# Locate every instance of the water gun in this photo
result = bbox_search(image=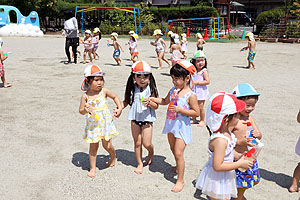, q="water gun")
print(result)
[249,130,257,144]
[240,47,246,52]
[107,40,110,47]
[140,96,145,103]
[4,53,8,56]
